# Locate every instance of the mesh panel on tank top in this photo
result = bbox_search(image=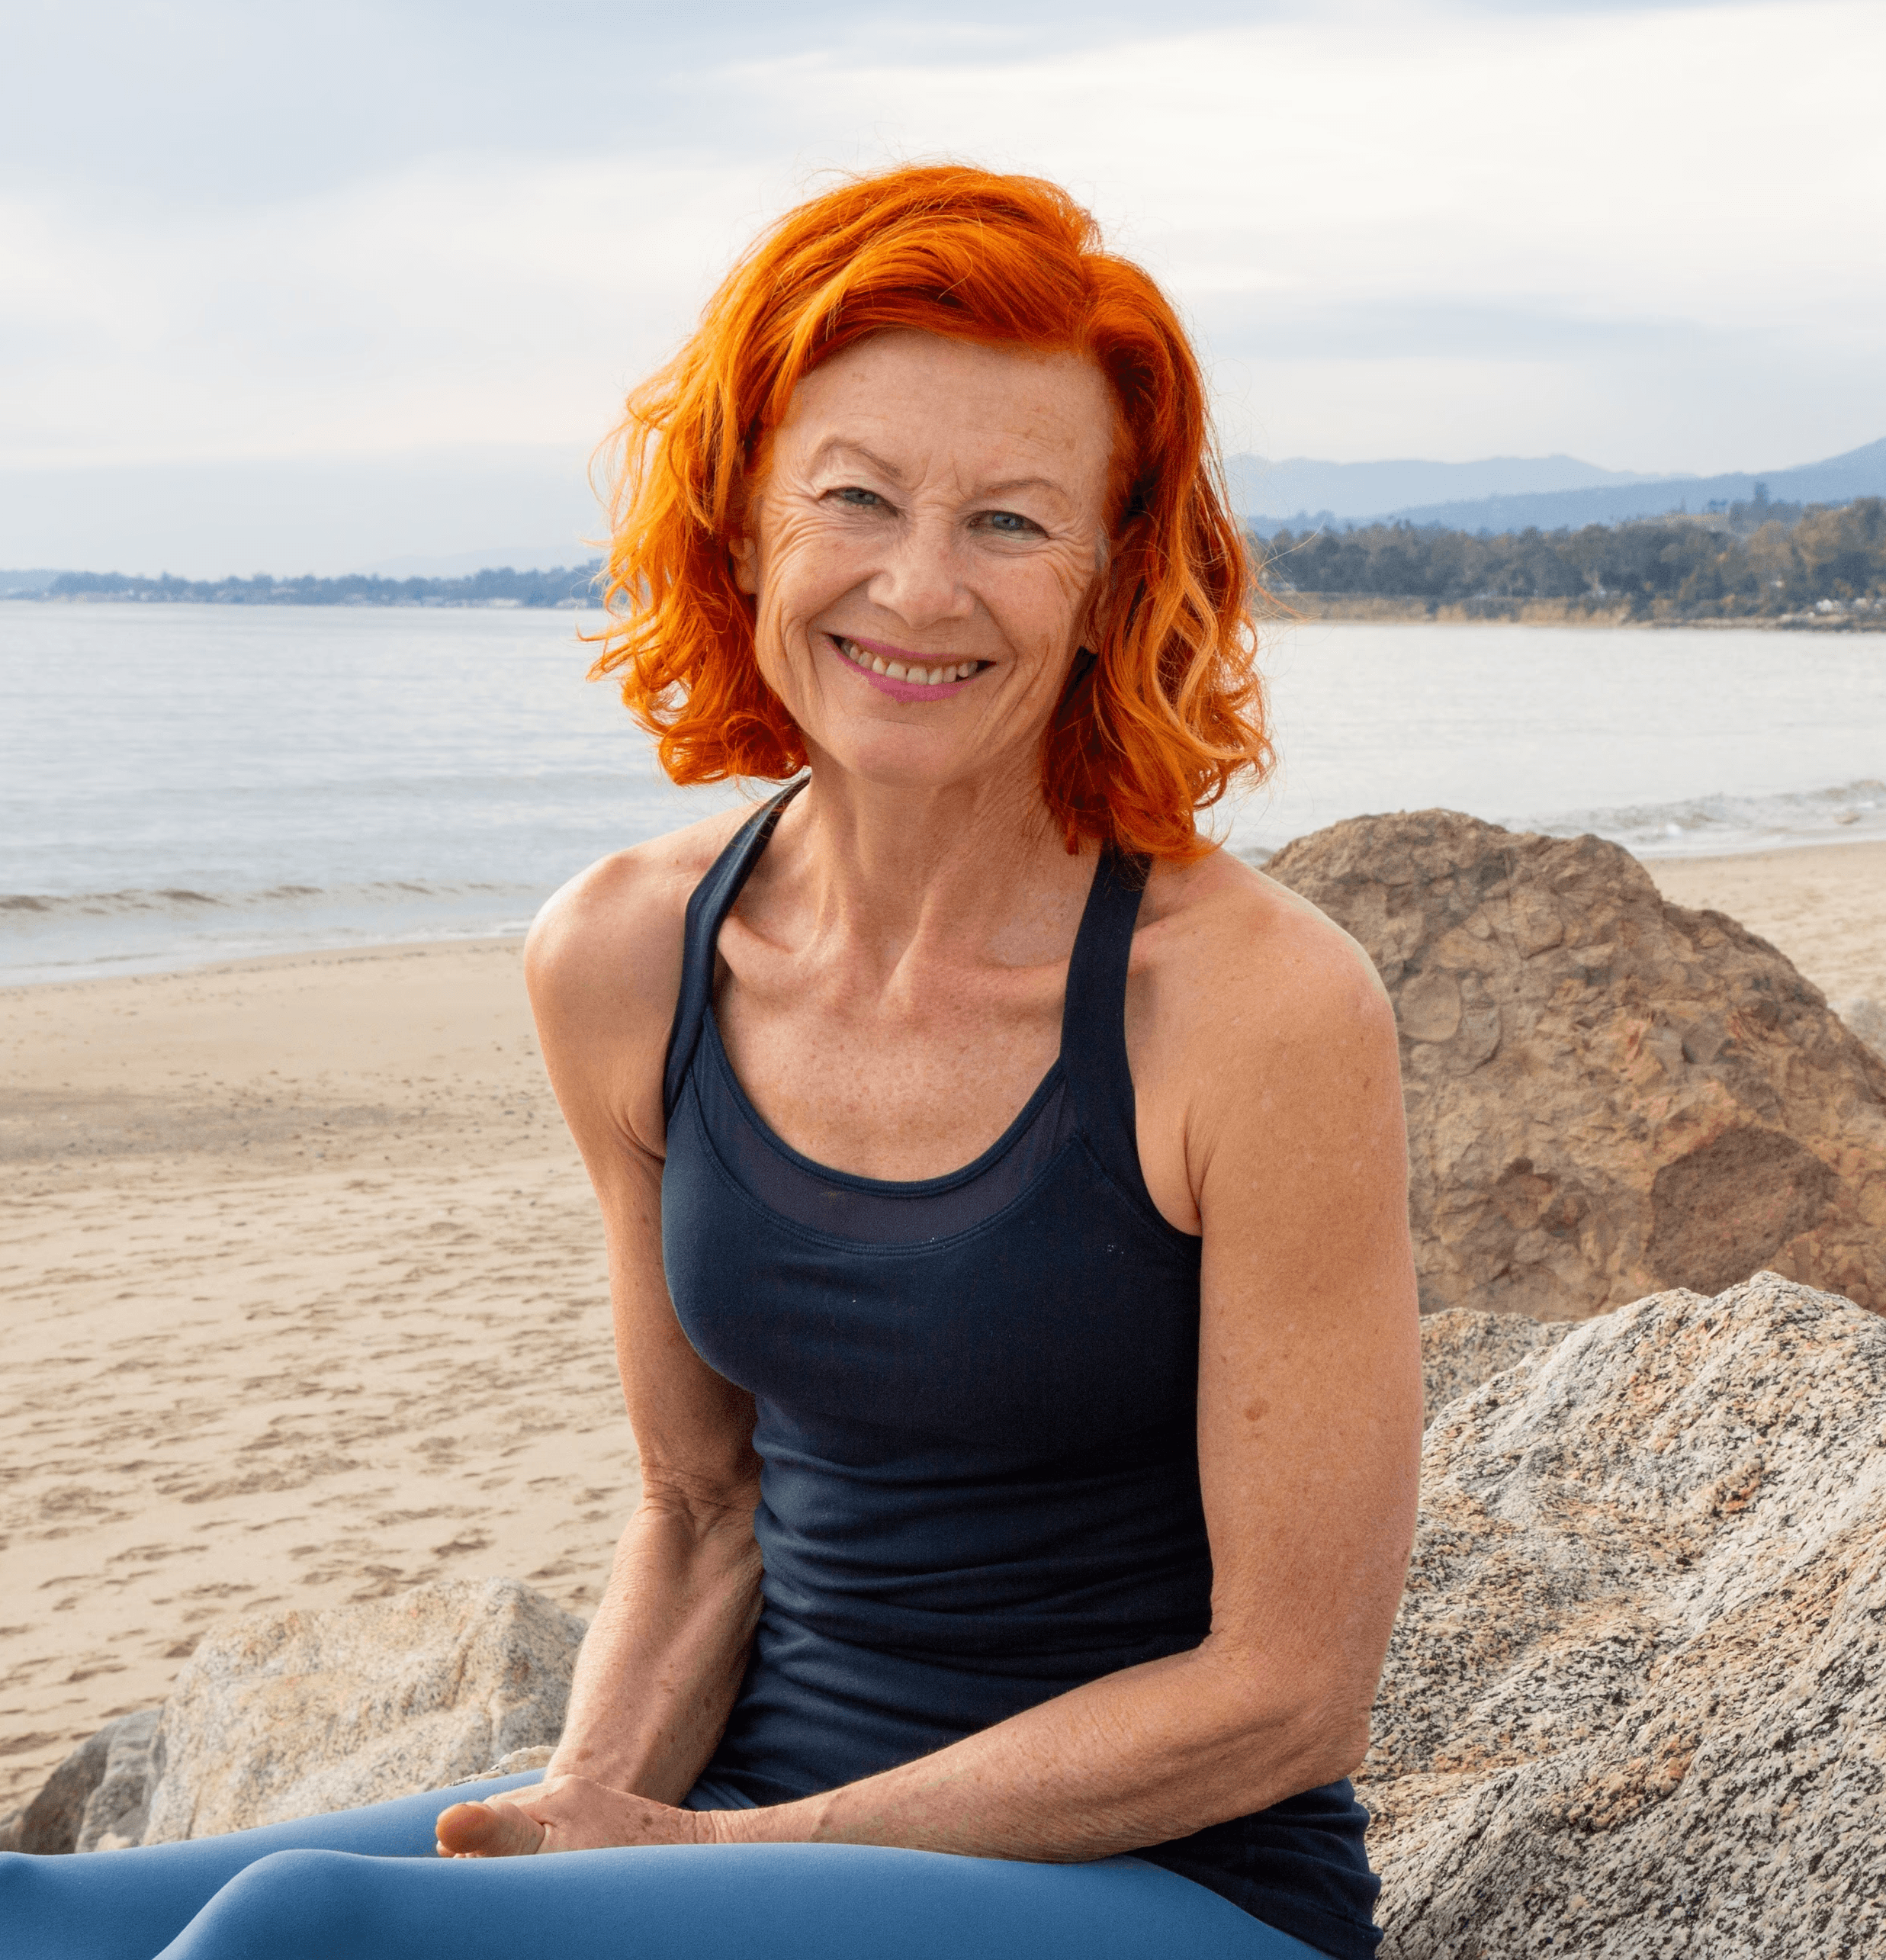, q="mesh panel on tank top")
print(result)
[693,1012,1078,1245]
